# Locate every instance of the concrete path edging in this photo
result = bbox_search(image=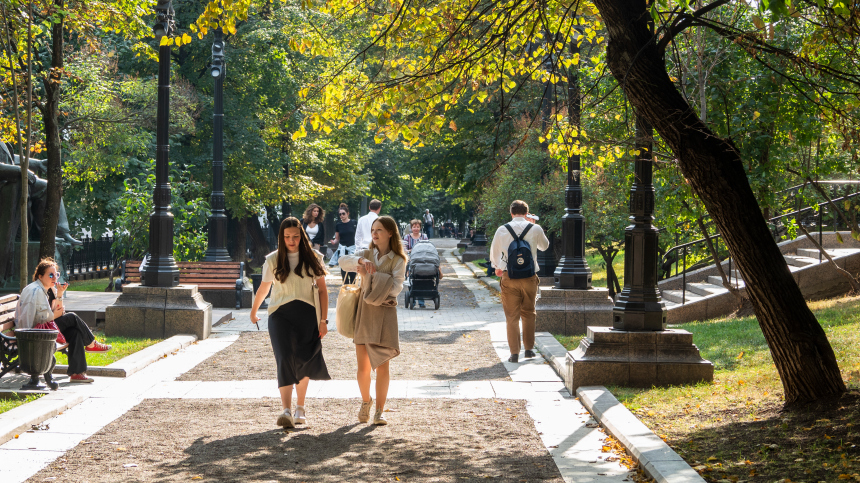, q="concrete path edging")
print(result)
[0,334,198,445]
[535,334,705,483]
[52,334,198,378]
[452,248,502,293]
